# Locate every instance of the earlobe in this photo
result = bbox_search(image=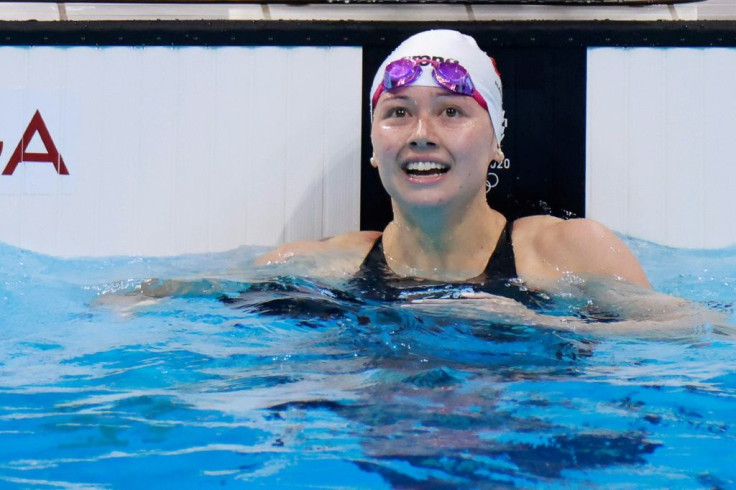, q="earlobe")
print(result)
[493,146,505,164]
[486,147,505,194]
[370,154,378,168]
